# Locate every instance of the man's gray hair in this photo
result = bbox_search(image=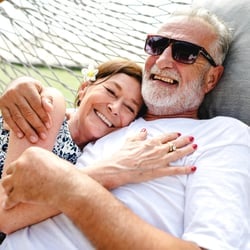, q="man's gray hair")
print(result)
[171,7,233,65]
